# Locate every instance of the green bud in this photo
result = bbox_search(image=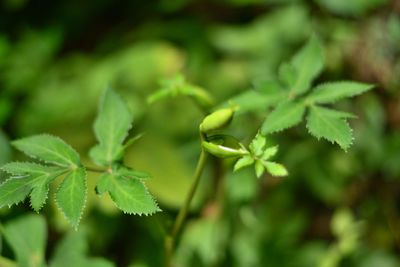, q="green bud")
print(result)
[200,108,234,133]
[202,141,248,158]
